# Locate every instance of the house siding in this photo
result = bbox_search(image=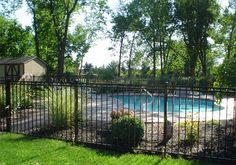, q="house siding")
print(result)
[24,59,47,76]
